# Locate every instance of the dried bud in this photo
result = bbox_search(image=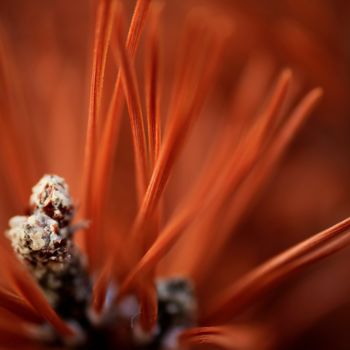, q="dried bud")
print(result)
[30,175,74,227]
[7,174,91,321]
[7,213,61,259]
